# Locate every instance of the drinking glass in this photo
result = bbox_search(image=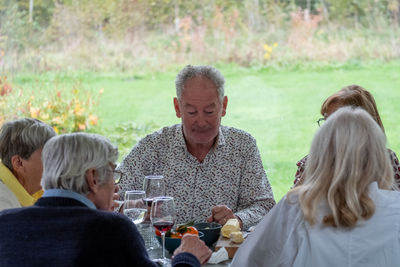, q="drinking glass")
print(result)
[143,175,166,207]
[151,196,176,266]
[123,190,147,224]
[143,175,166,251]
